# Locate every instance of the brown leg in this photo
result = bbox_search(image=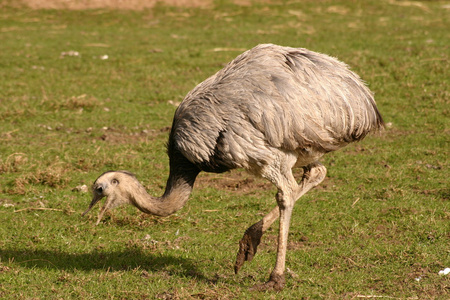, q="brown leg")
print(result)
[234,207,279,274]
